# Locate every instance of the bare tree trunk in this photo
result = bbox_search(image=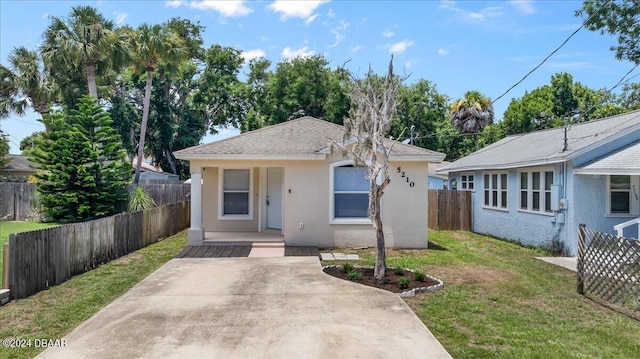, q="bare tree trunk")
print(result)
[134,70,154,185]
[372,188,386,283]
[86,64,98,98]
